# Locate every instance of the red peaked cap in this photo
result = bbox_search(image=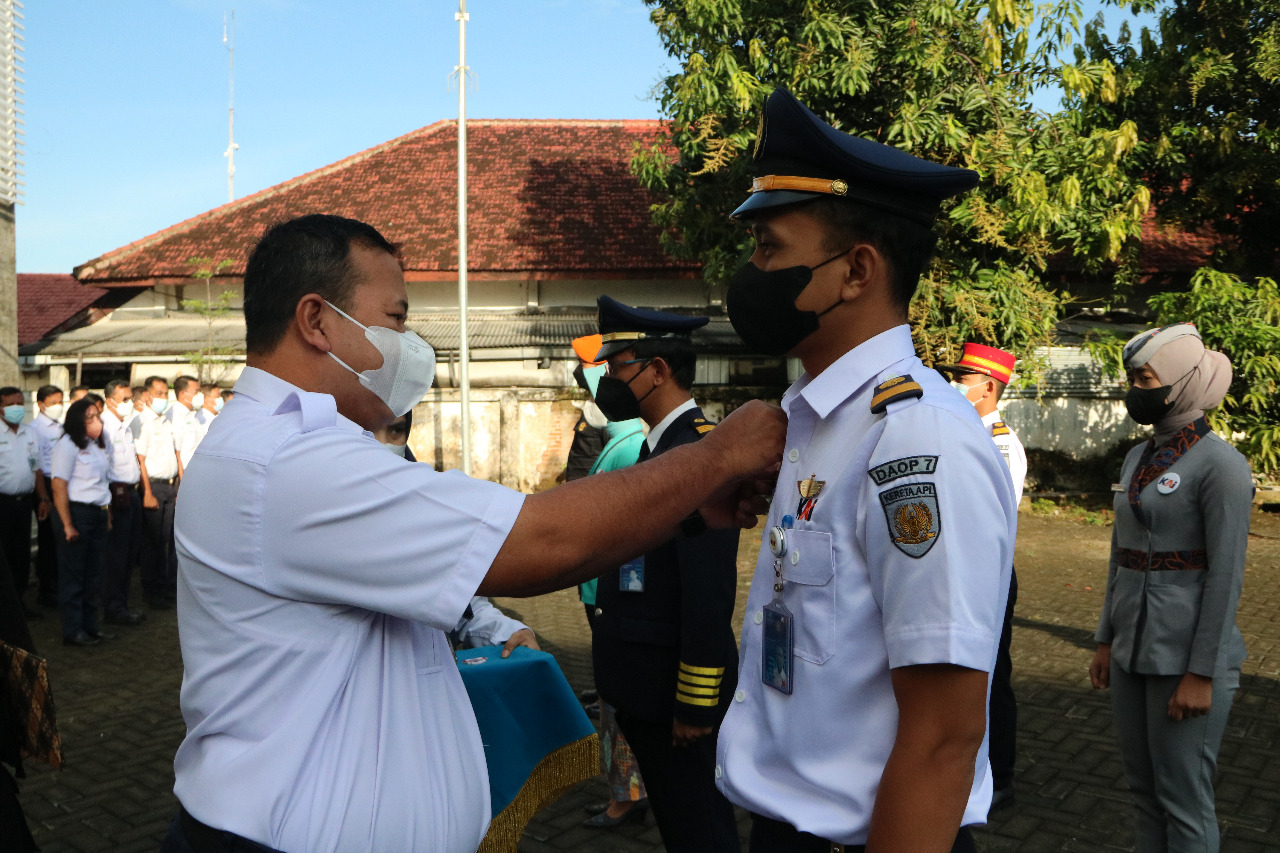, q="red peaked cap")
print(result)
[937,343,1016,384]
